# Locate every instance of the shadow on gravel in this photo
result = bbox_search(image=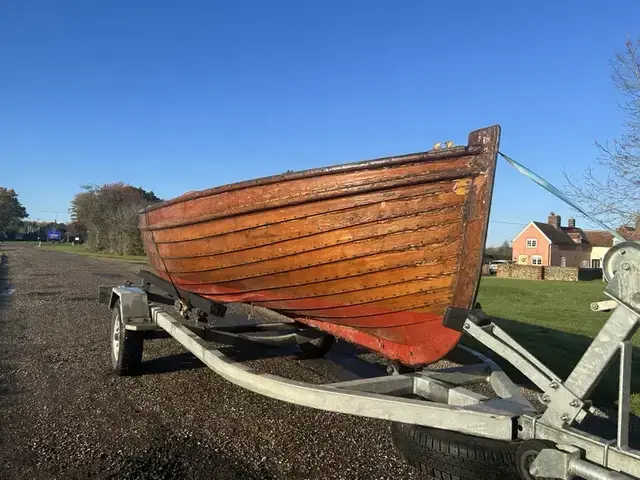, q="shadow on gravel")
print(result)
[65,295,98,302]
[0,381,17,399]
[93,272,125,280]
[0,256,18,401]
[0,254,11,307]
[100,432,276,480]
[218,344,298,363]
[140,352,205,375]
[25,291,60,298]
